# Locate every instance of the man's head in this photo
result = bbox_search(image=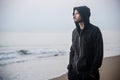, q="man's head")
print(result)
[73,9,82,23]
[73,6,91,24]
